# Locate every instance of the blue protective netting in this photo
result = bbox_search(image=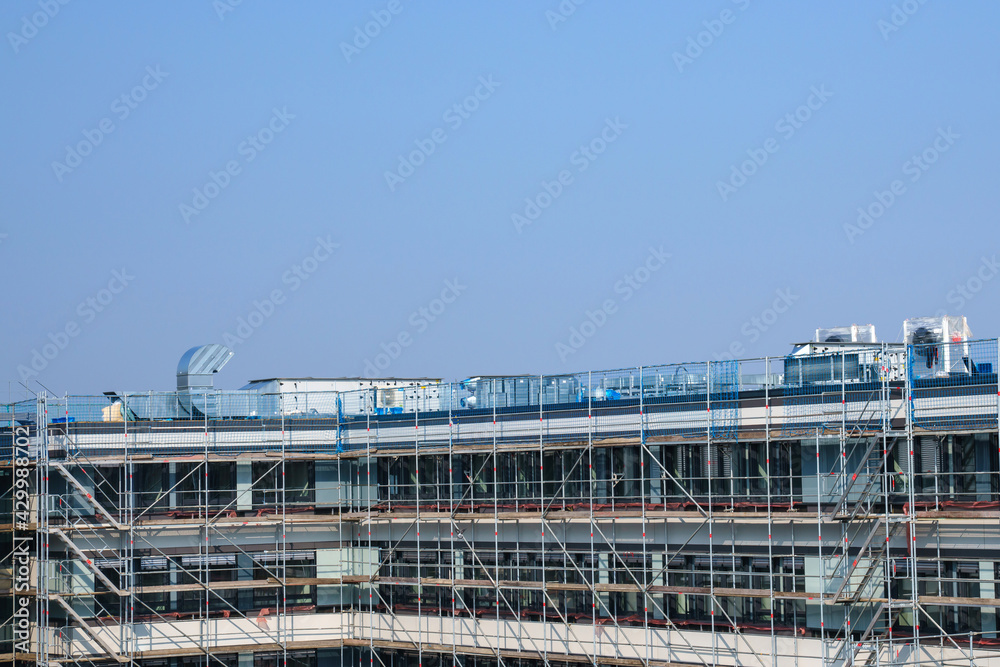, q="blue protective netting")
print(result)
[780,358,815,437]
[709,360,739,440]
[32,340,1000,457]
[909,338,998,431]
